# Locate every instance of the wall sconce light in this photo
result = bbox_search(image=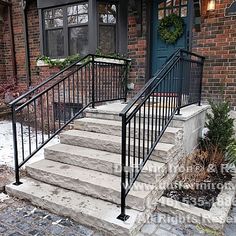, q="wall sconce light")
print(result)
[207,0,216,11]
